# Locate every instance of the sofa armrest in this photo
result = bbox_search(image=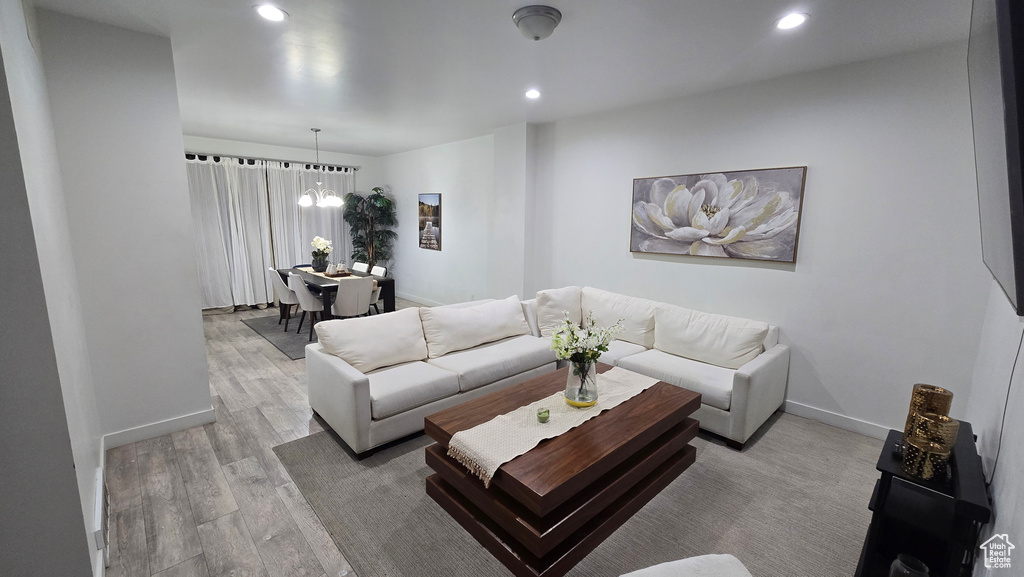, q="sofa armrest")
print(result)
[305,344,373,454]
[729,344,790,443]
